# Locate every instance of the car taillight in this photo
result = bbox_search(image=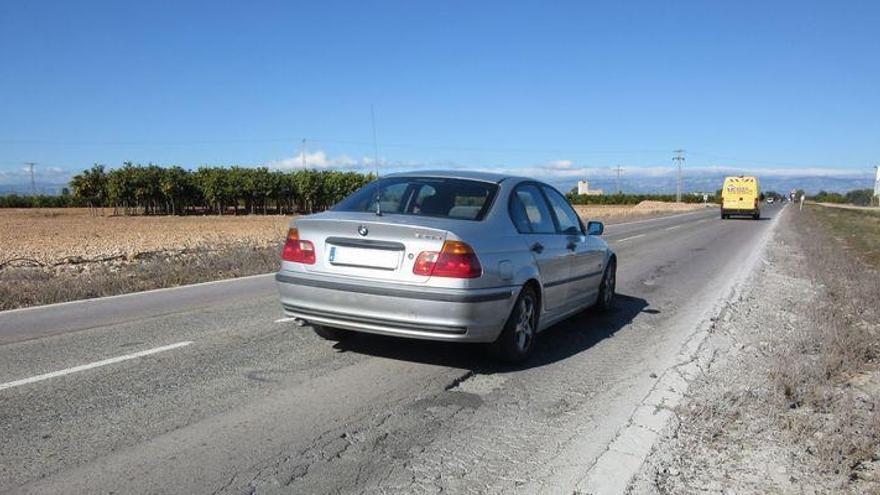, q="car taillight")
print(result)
[281,228,315,264]
[413,240,482,278]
